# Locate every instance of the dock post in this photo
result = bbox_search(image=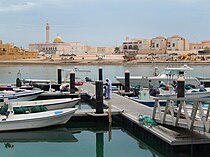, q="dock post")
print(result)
[99,67,103,81]
[177,71,185,98]
[125,70,130,92]
[96,81,104,114]
[70,71,75,94]
[57,68,62,84]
